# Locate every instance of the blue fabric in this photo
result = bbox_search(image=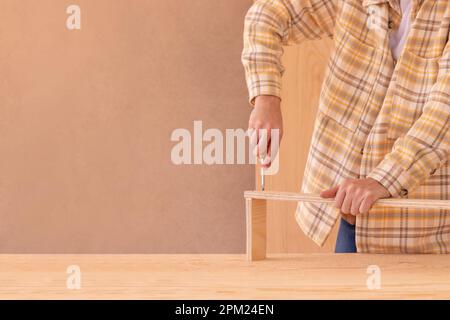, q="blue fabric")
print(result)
[335,218,357,253]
